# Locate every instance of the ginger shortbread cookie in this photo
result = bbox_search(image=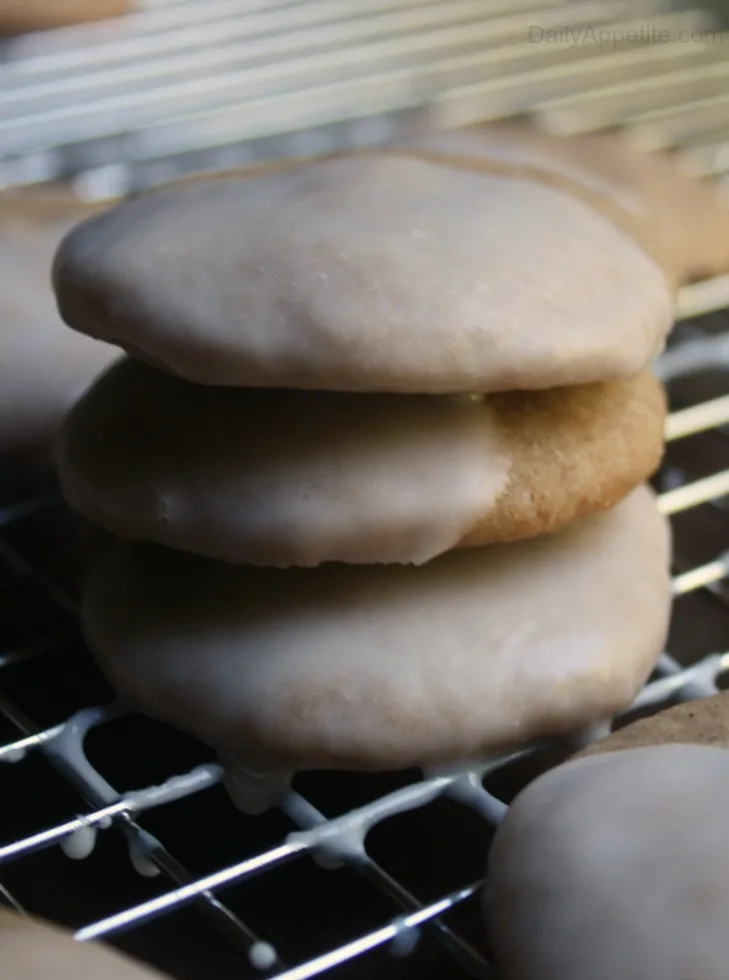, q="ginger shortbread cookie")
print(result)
[391,122,729,286]
[0,189,120,465]
[485,744,729,980]
[573,691,729,760]
[81,486,671,772]
[58,359,666,566]
[52,154,673,393]
[0,908,168,979]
